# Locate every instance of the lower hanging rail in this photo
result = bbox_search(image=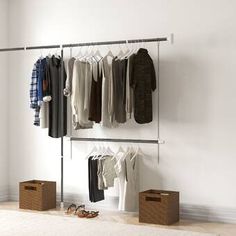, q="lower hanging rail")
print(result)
[69,137,165,144]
